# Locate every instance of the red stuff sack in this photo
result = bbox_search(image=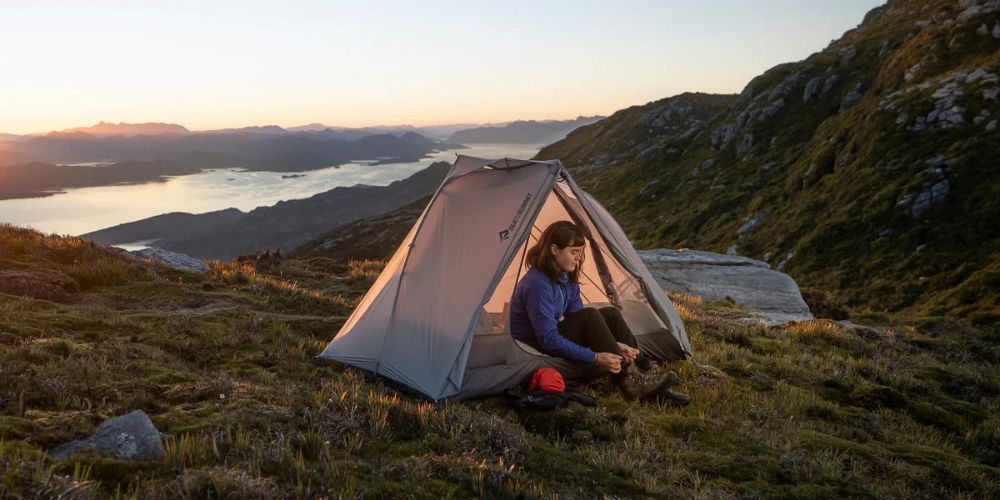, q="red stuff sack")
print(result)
[528,367,565,393]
